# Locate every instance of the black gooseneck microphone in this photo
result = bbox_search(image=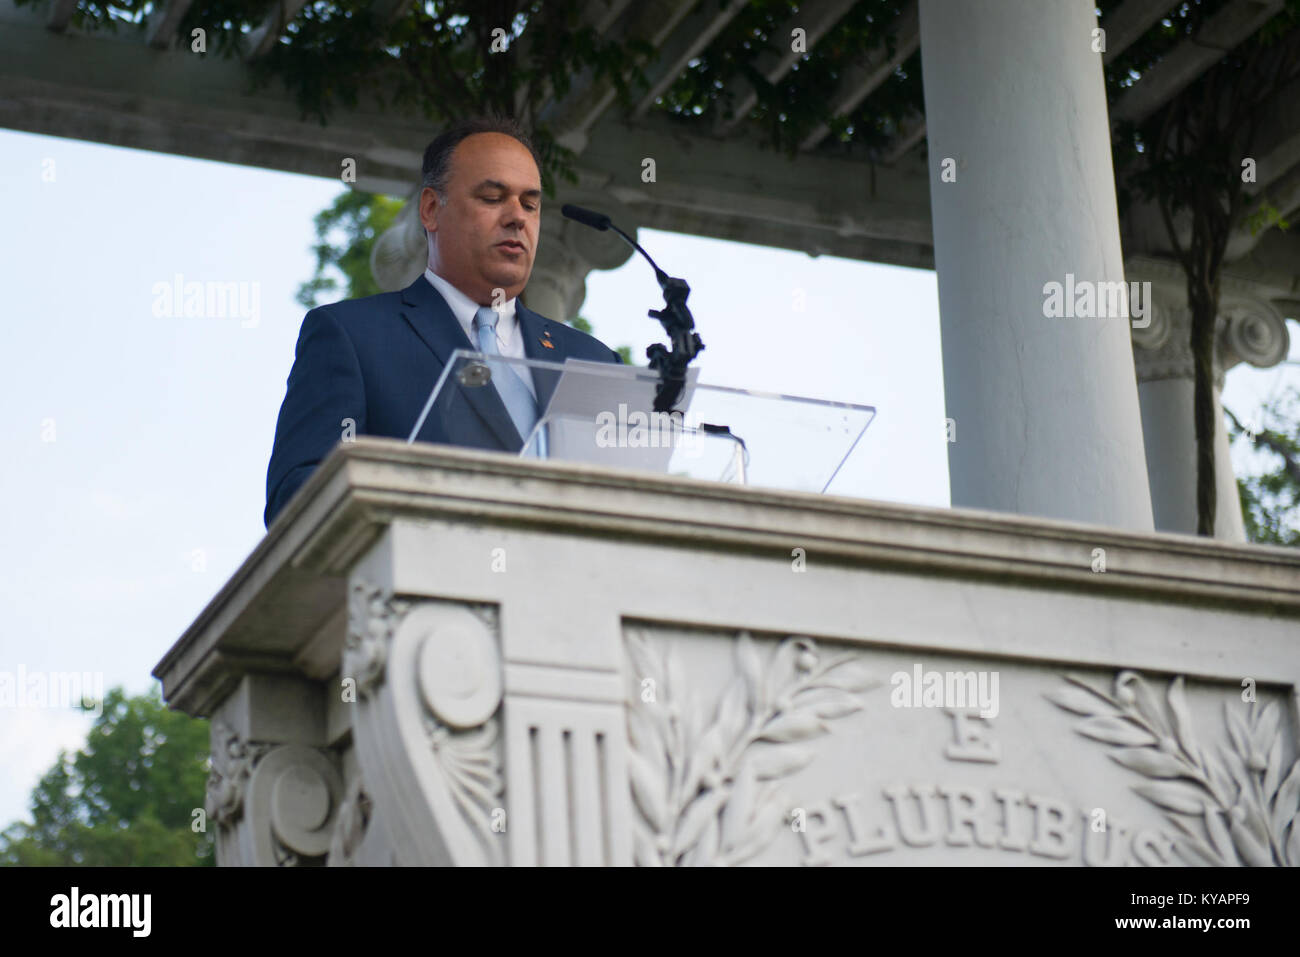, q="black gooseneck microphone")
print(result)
[561,203,704,413]
[559,204,612,232]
